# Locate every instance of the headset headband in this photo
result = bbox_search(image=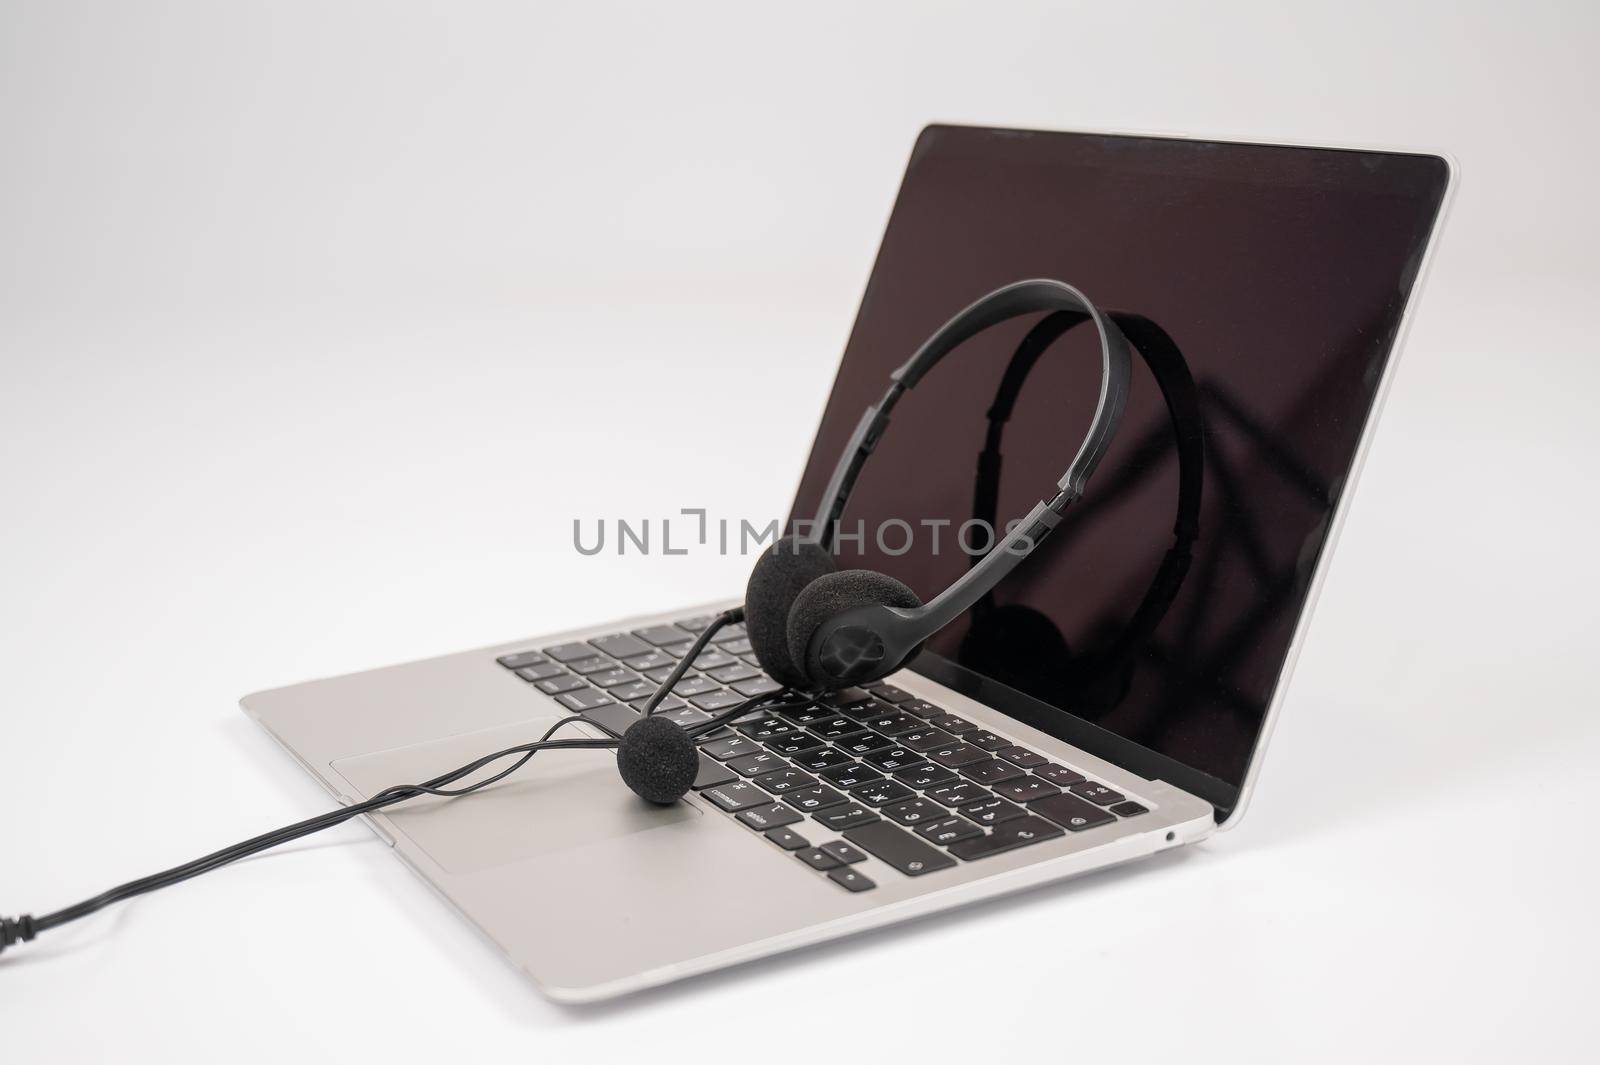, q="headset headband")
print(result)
[806,279,1133,652]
